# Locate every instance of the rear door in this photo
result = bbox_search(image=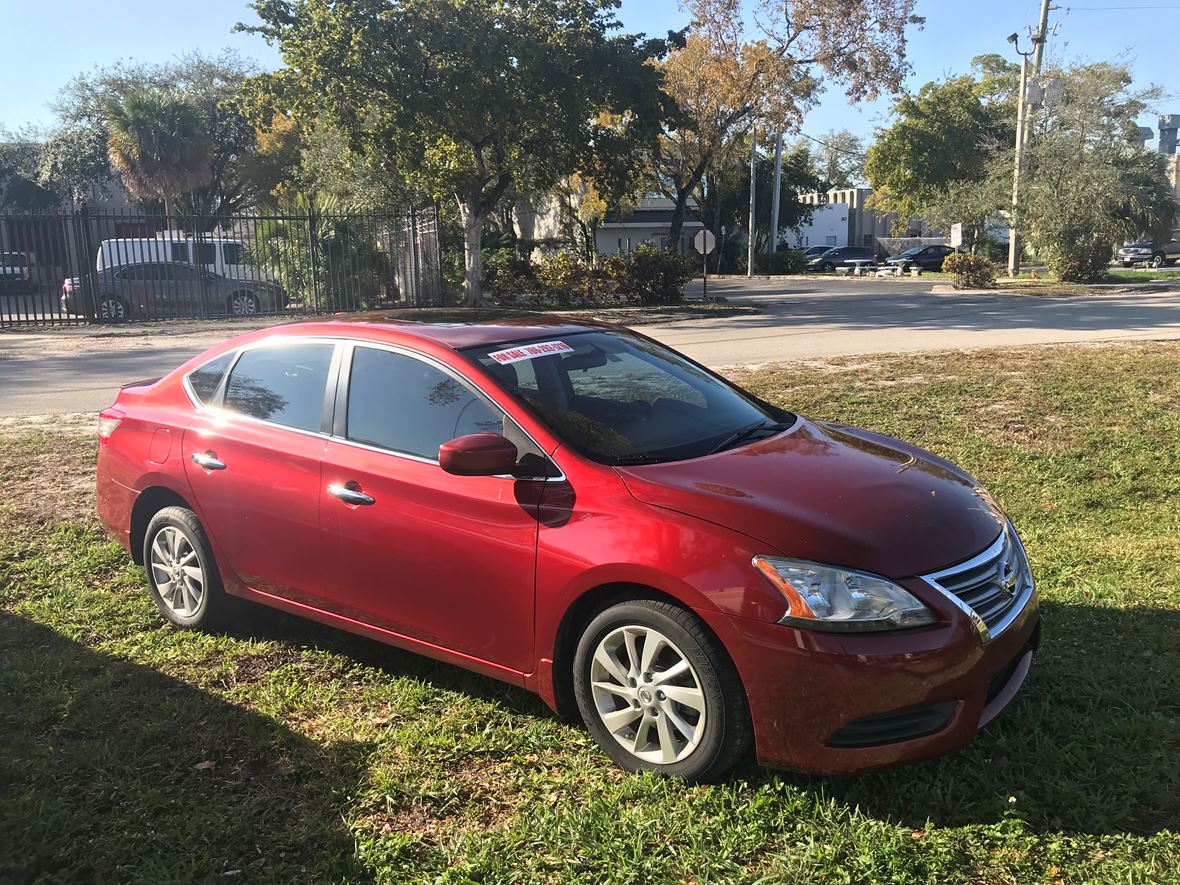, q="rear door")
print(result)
[182,340,338,607]
[318,342,548,672]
